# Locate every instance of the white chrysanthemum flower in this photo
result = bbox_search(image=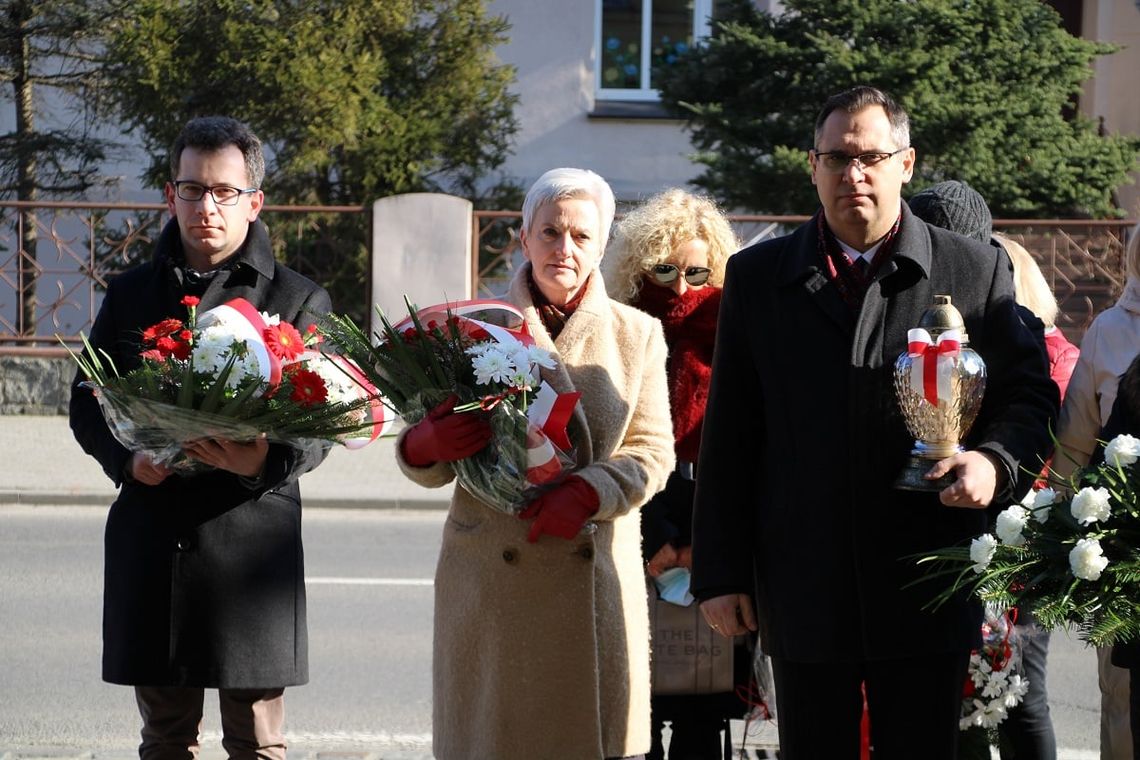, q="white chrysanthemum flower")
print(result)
[507,347,539,385]
[306,355,357,405]
[1031,488,1056,524]
[978,699,1009,728]
[1071,486,1112,526]
[471,347,513,386]
[969,534,998,574]
[526,345,557,370]
[191,327,259,390]
[1070,538,1109,581]
[1105,434,1140,468]
[981,670,1009,699]
[995,505,1029,546]
[960,700,986,729]
[1004,674,1029,707]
